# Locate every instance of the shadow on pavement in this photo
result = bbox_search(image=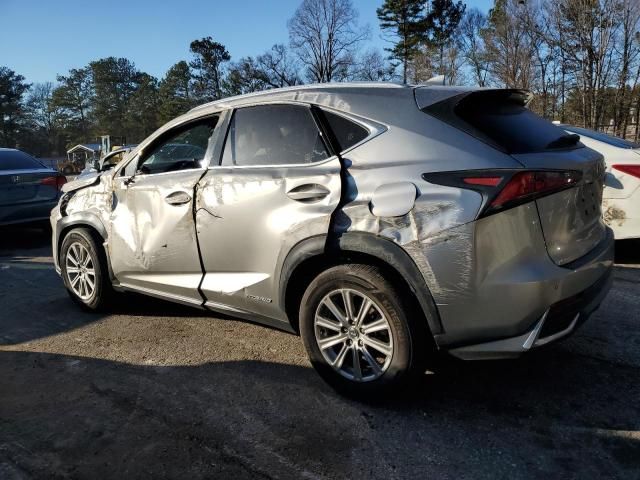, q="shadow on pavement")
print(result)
[615,239,640,265]
[1,343,638,479]
[0,225,51,255]
[1,230,639,478]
